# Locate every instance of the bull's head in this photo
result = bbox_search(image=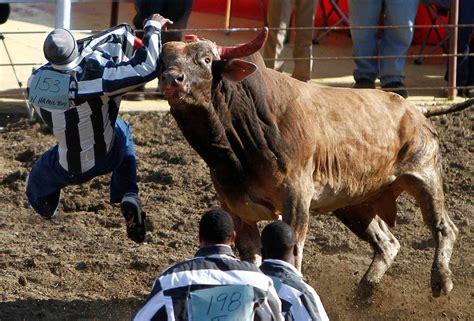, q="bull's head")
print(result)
[159,28,268,106]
